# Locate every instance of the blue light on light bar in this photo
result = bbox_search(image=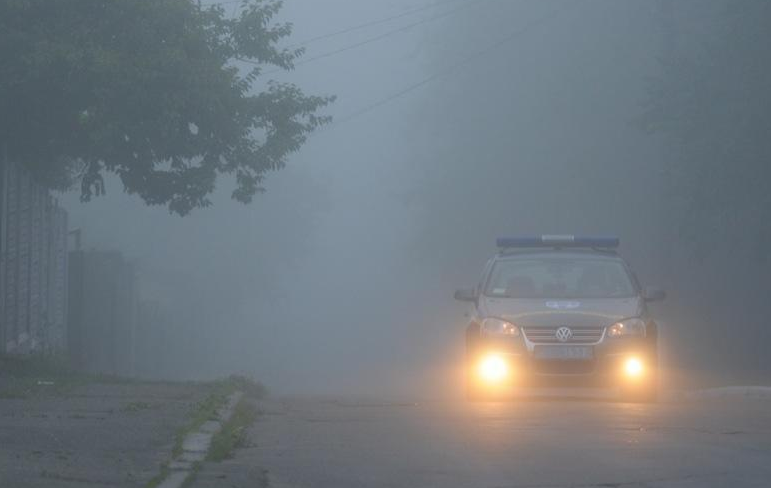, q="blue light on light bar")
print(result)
[496,235,620,249]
